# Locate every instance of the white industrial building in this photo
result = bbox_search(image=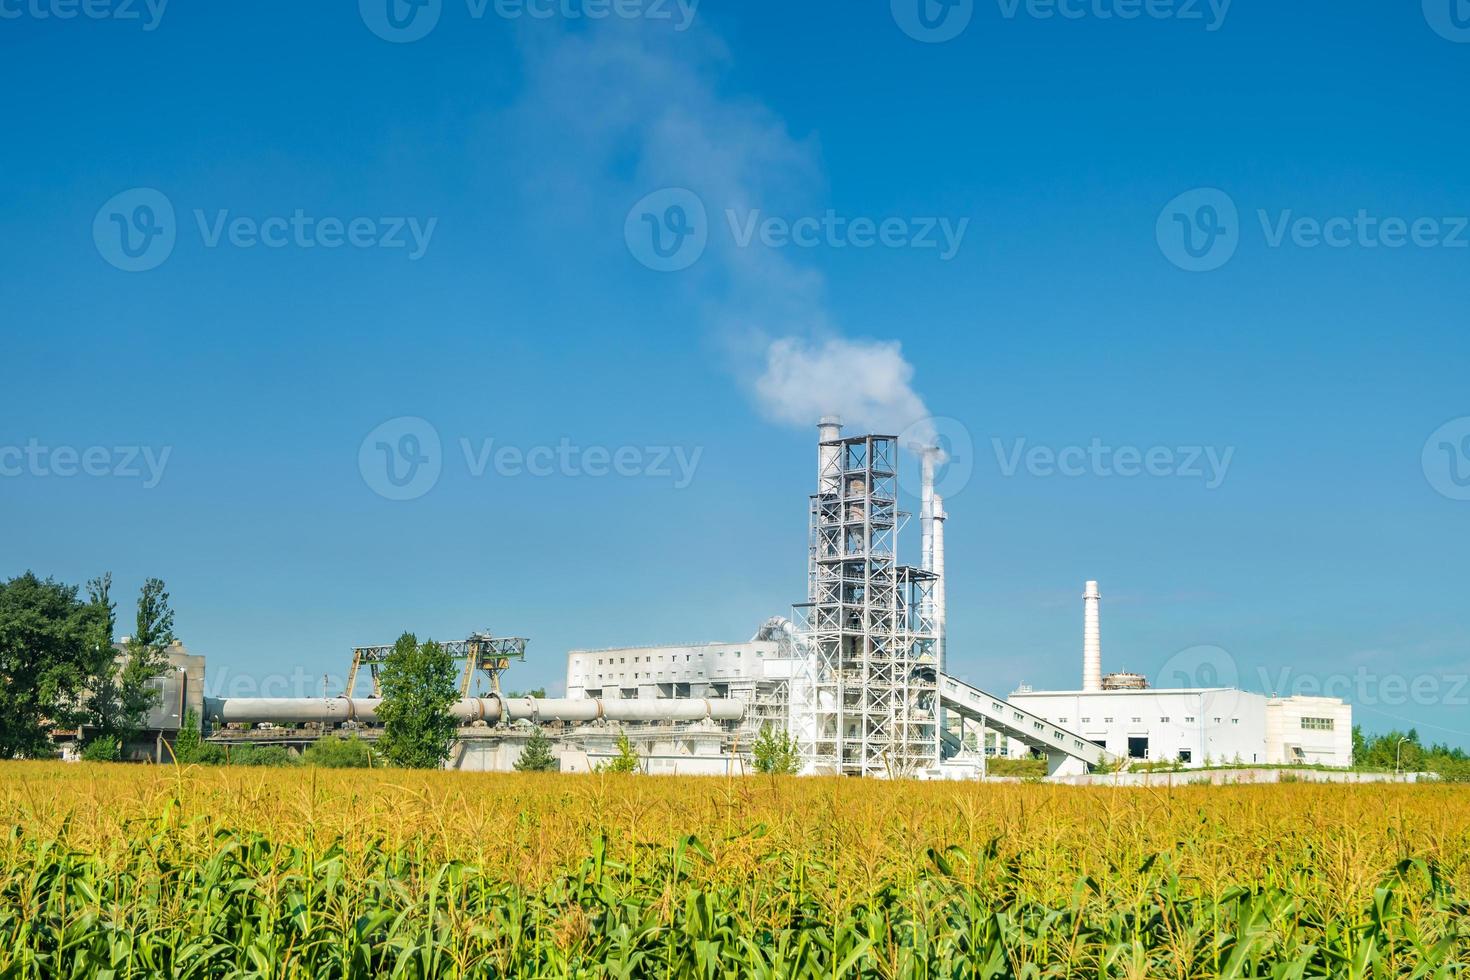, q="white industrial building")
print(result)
[1003,581,1352,768]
